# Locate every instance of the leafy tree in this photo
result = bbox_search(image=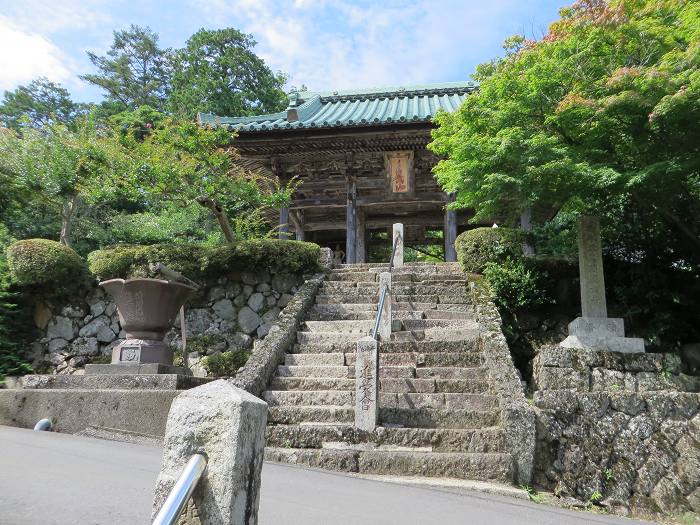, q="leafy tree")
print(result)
[430,0,700,259]
[0,77,87,129]
[168,28,287,118]
[0,117,117,248]
[112,108,295,242]
[81,25,172,110]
